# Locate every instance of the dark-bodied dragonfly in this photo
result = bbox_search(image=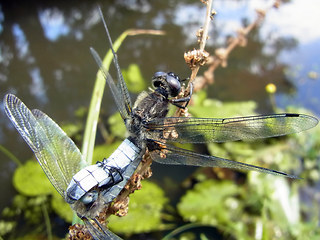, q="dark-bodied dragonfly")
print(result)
[4,7,319,240]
